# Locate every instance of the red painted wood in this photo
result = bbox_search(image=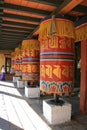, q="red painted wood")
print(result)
[80,40,87,114]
